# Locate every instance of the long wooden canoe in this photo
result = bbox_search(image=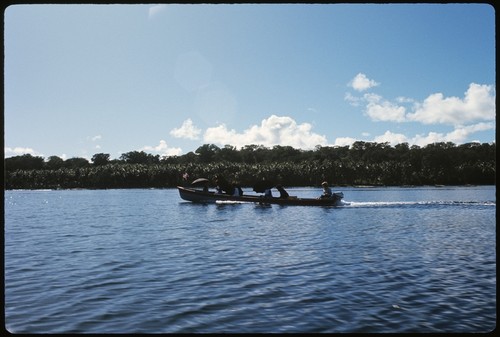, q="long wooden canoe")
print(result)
[177,186,344,206]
